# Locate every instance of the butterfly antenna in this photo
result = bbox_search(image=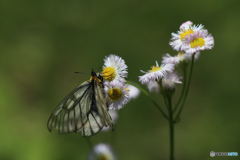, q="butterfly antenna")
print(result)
[74,72,88,75]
